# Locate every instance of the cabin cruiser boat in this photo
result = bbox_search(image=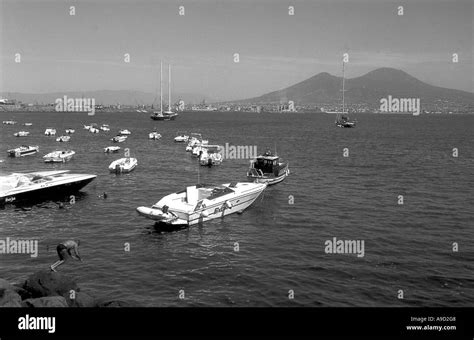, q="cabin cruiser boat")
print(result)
[43,150,75,163]
[247,150,290,185]
[56,135,70,142]
[14,131,29,137]
[108,157,137,173]
[0,170,96,205]
[3,120,17,125]
[199,146,223,166]
[100,124,110,132]
[136,182,267,226]
[111,135,127,143]
[119,129,131,135]
[104,146,121,153]
[44,128,56,136]
[7,145,39,157]
[174,133,189,142]
[65,128,75,134]
[149,131,162,140]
